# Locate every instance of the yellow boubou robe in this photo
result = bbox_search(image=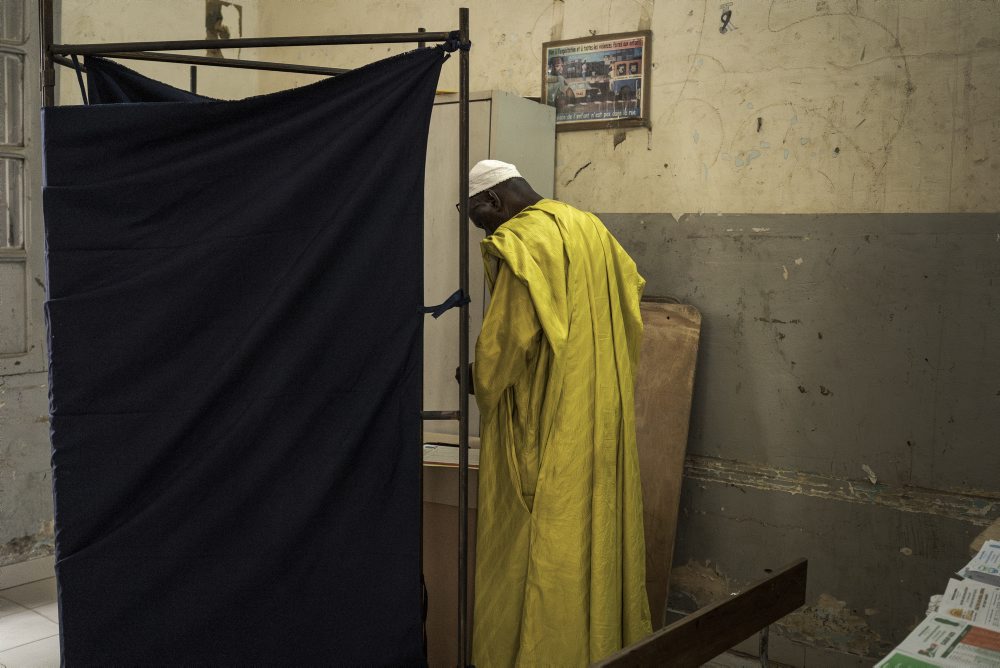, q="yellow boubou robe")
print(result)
[472,199,652,667]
